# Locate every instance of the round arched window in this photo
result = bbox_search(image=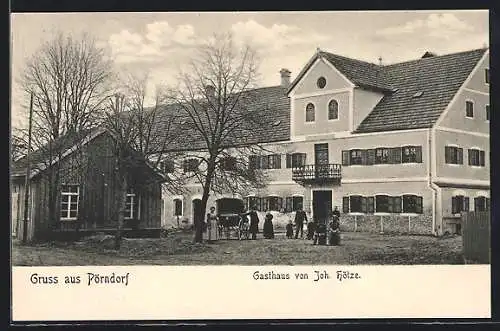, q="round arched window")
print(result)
[317,77,327,89]
[305,103,315,122]
[328,99,339,120]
